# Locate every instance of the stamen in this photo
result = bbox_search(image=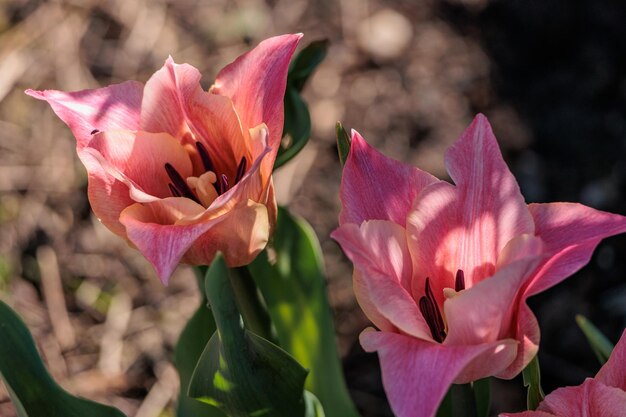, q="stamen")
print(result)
[195,142,214,173]
[220,174,229,193]
[235,157,247,183]
[168,183,181,197]
[455,269,465,292]
[164,163,201,204]
[90,129,99,135]
[419,278,446,343]
[419,297,444,343]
